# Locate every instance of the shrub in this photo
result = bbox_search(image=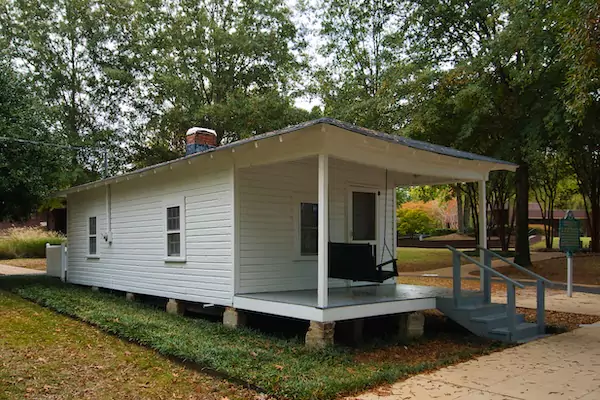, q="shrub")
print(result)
[0,227,65,259]
[397,208,435,238]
